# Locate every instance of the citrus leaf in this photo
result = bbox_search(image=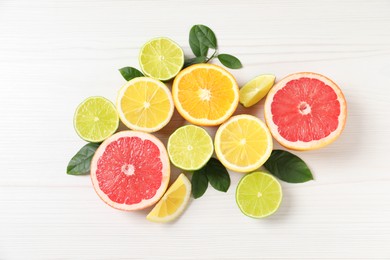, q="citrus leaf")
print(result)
[191,168,209,199]
[217,54,242,69]
[184,56,207,68]
[119,67,144,81]
[264,150,313,183]
[189,24,217,57]
[67,143,100,175]
[204,158,230,192]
